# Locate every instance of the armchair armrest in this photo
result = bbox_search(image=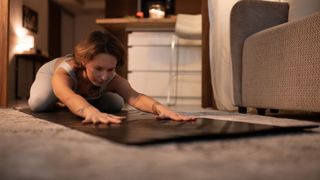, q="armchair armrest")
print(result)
[230,0,289,106]
[242,12,320,112]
